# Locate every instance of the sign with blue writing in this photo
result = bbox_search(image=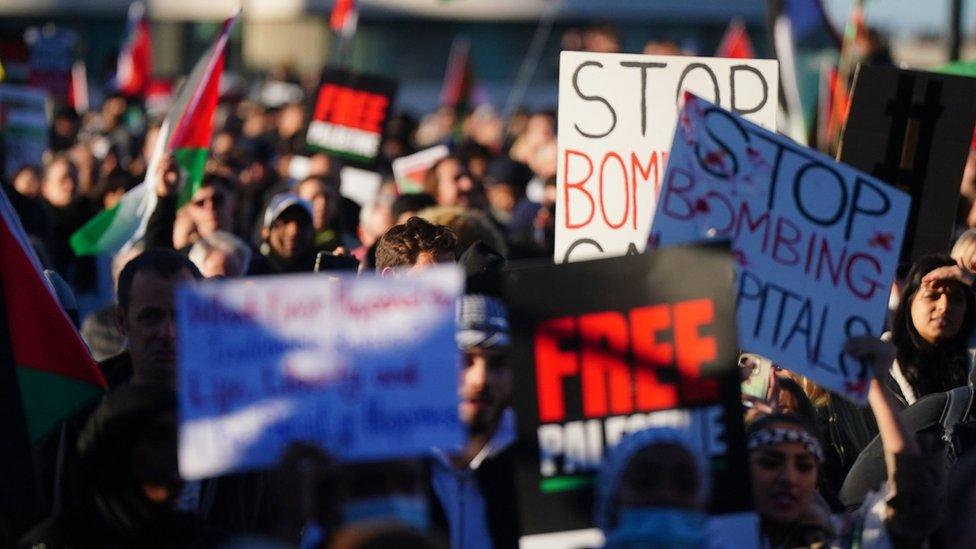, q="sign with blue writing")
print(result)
[651,94,911,403]
[176,266,465,480]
